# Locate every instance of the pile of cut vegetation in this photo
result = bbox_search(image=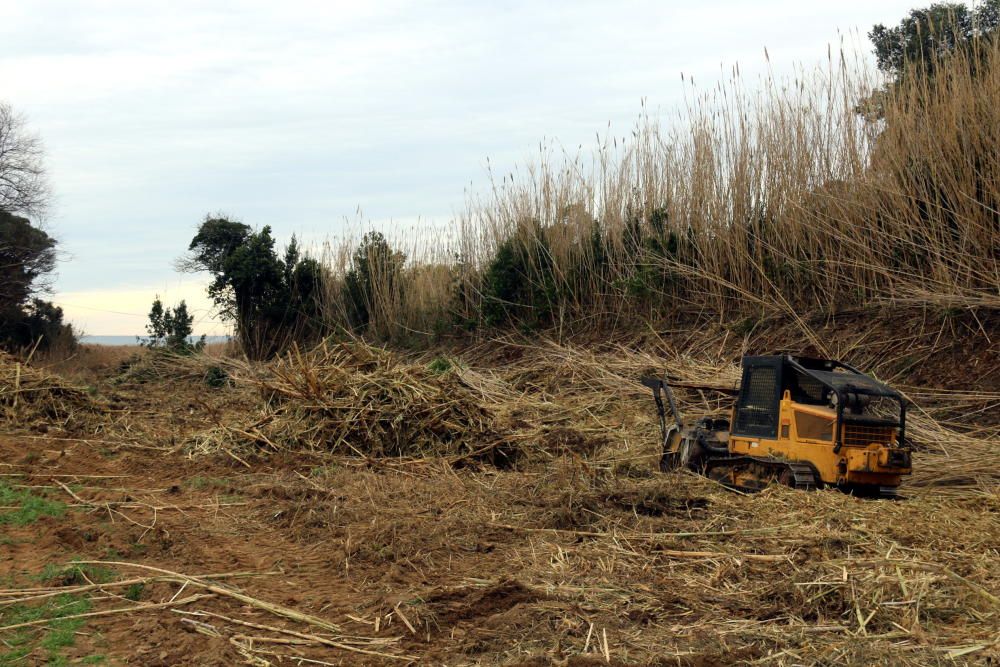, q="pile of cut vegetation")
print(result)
[0,351,107,433]
[186,341,509,460]
[112,349,235,387]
